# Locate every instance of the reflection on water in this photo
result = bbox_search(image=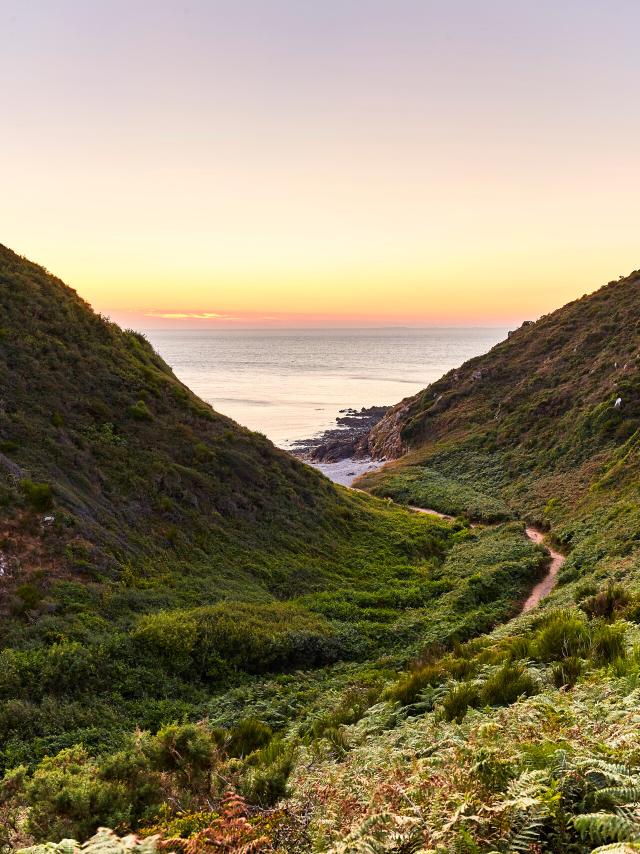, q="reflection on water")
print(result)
[146,328,508,448]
